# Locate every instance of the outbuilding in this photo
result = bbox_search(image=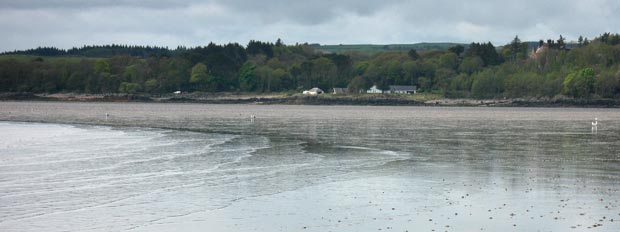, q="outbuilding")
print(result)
[332,88,348,94]
[389,85,417,94]
[303,87,324,95]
